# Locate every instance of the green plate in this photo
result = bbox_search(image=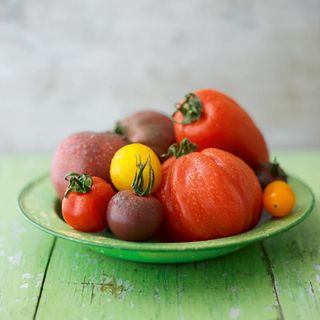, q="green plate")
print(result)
[17,174,315,264]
